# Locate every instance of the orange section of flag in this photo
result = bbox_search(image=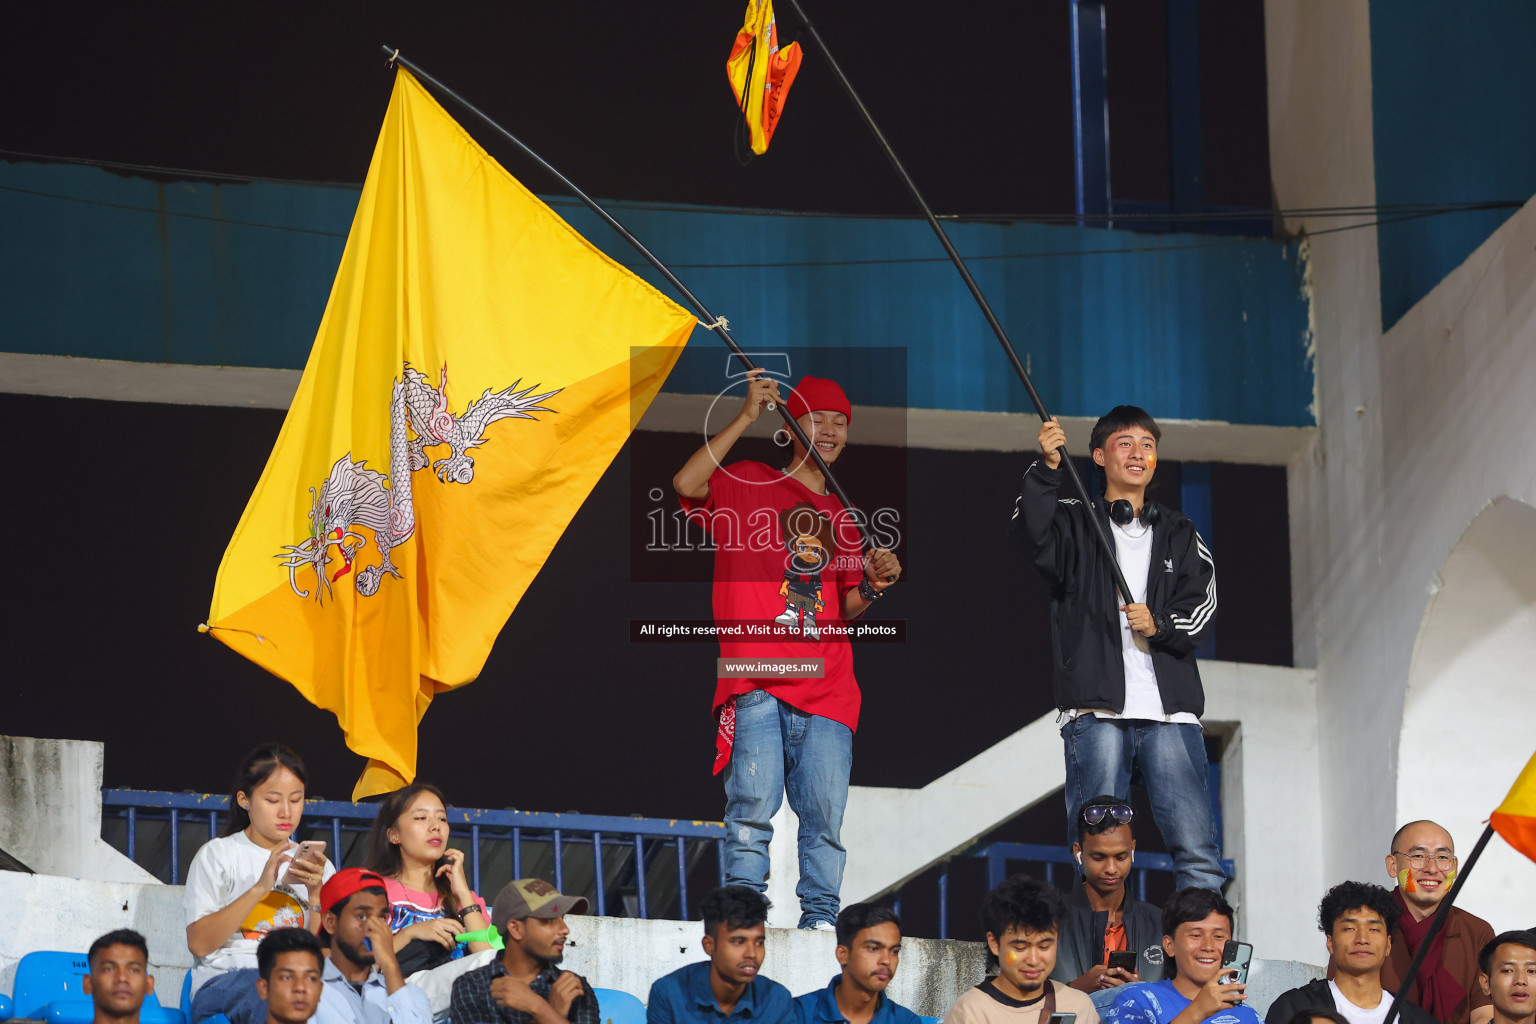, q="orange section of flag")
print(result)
[1491,749,1536,863]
